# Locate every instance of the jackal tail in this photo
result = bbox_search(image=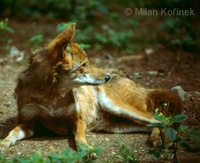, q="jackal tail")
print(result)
[147,89,181,116]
